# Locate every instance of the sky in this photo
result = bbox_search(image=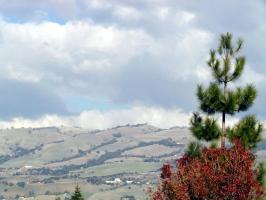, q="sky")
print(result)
[0,0,265,129]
